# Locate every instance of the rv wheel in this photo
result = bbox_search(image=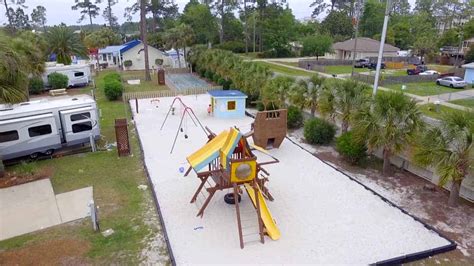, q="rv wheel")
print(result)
[44,149,54,156]
[29,153,39,159]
